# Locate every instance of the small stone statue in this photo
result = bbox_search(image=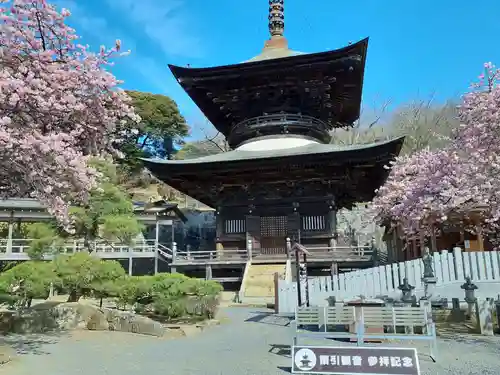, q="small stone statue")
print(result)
[422,247,435,279]
[398,278,415,304]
